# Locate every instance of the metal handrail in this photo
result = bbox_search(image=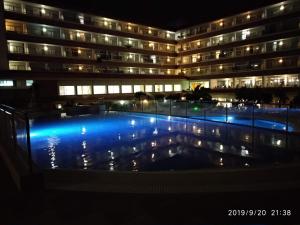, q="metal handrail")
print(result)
[0,104,33,173]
